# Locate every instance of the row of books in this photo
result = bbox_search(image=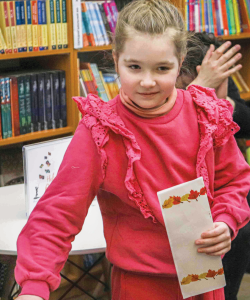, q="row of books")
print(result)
[79,61,120,102]
[0,0,68,54]
[231,71,250,93]
[72,0,118,49]
[185,0,250,35]
[0,69,67,140]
